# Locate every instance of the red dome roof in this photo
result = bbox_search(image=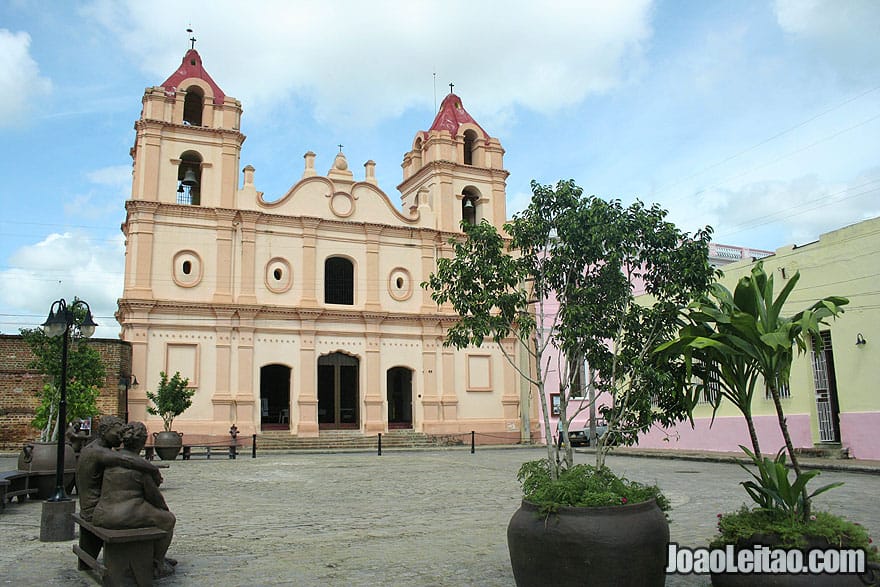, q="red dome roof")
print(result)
[160,49,226,105]
[428,93,488,138]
